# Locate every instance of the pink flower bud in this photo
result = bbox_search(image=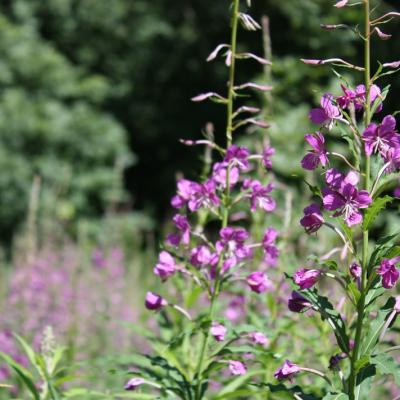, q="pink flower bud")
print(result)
[374,27,392,40]
[153,251,177,281]
[293,268,321,290]
[124,377,145,391]
[383,61,400,69]
[334,0,348,8]
[274,360,300,381]
[228,360,247,375]
[349,263,362,279]
[210,322,227,342]
[246,271,272,294]
[145,292,167,311]
[248,332,269,345]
